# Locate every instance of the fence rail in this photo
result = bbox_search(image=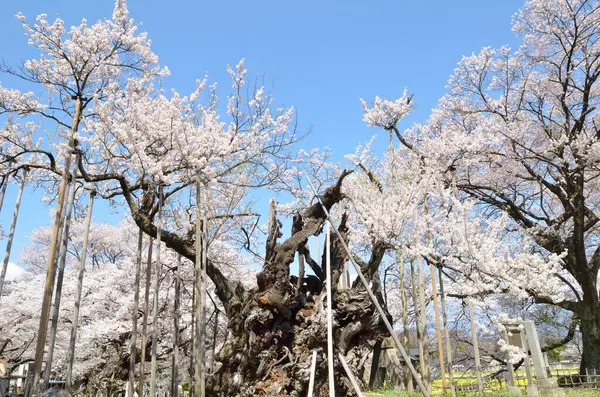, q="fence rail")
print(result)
[428,367,600,394]
[554,368,600,389]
